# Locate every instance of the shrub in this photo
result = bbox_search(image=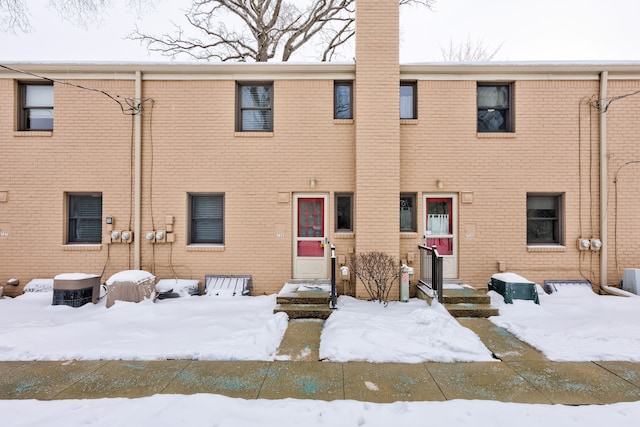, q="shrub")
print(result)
[350,251,400,305]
